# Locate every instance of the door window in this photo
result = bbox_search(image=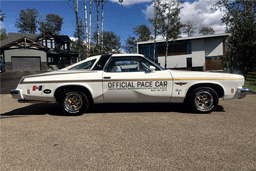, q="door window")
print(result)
[104,56,161,72]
